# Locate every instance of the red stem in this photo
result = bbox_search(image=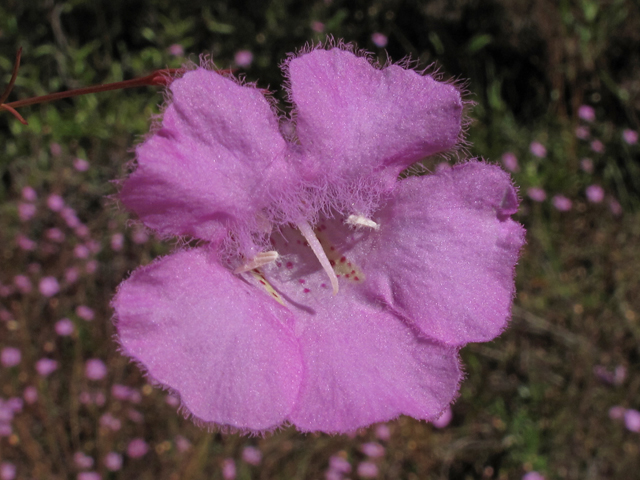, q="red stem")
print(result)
[2,68,183,110]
